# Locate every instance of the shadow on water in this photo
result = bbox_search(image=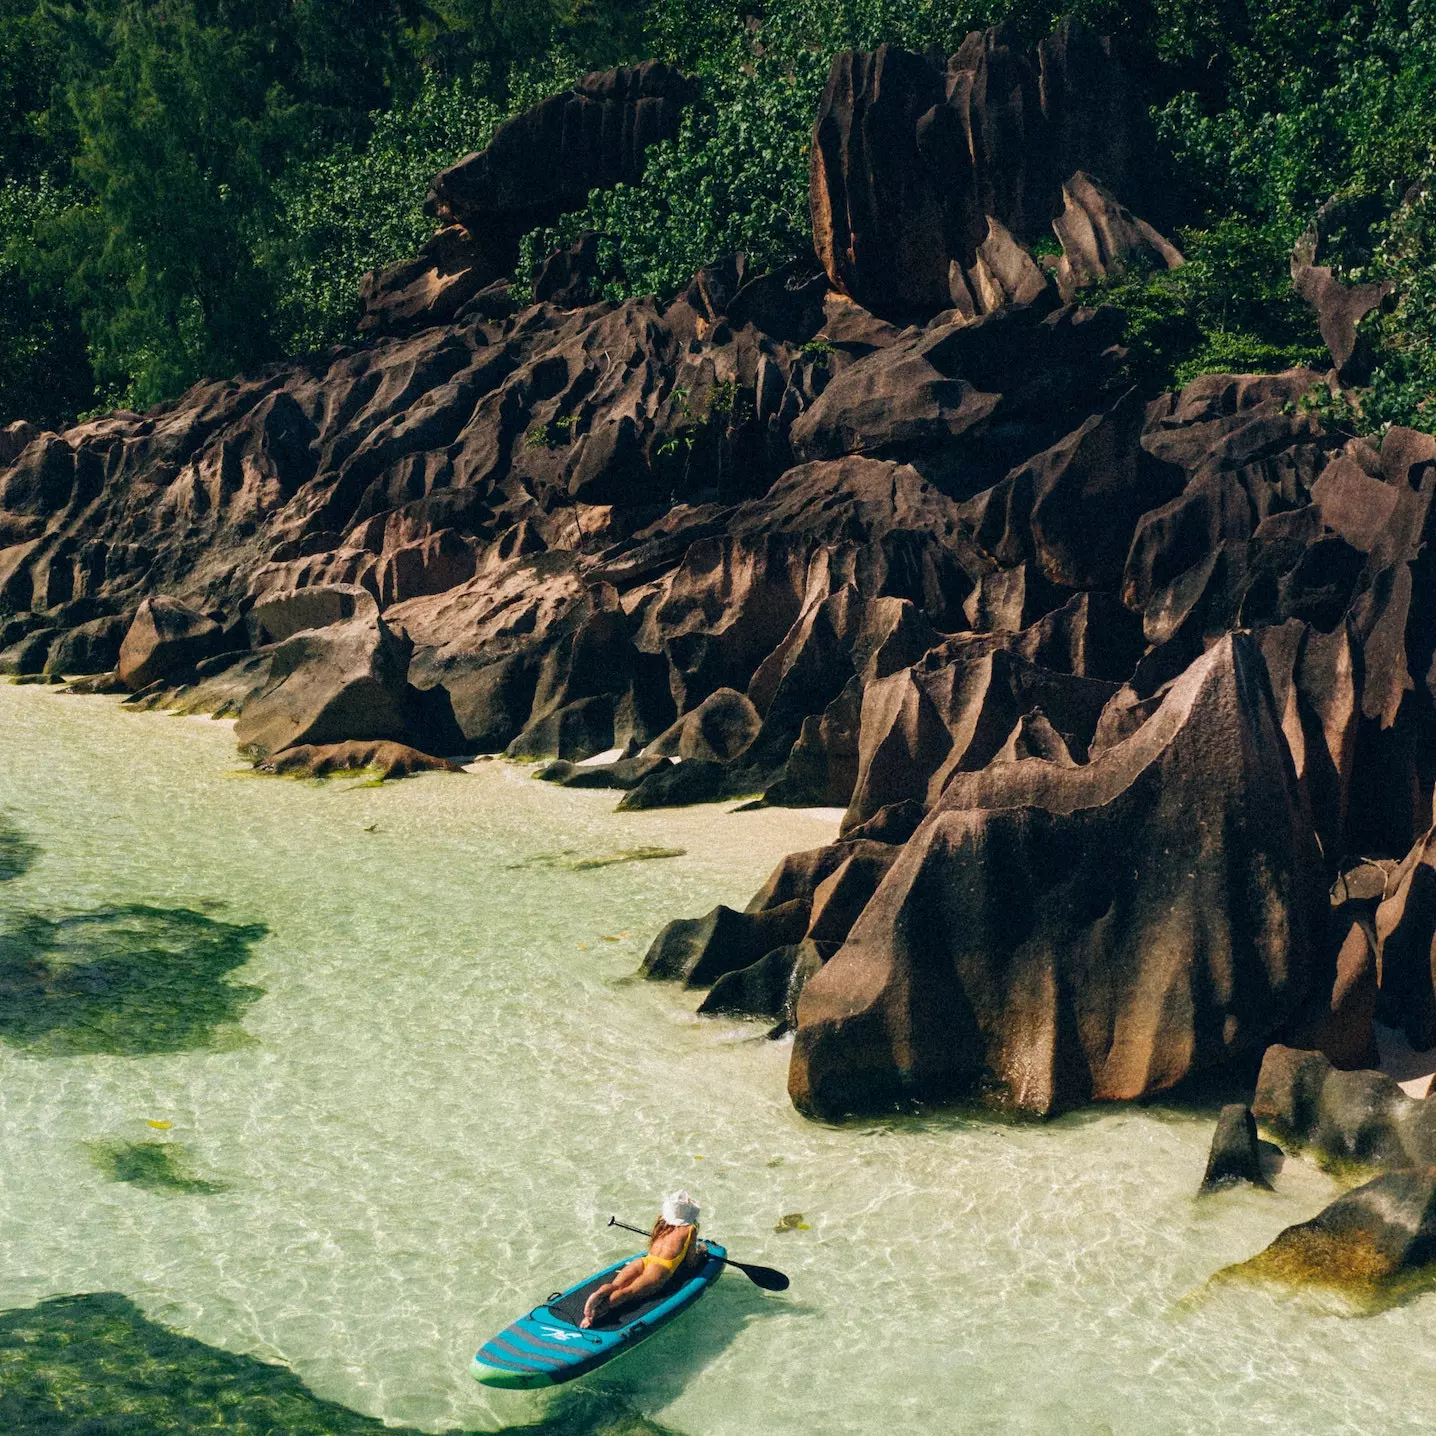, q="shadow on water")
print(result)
[0,1293,693,1435]
[570,1271,800,1415]
[88,1139,230,1195]
[0,815,39,883]
[0,904,266,1056]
